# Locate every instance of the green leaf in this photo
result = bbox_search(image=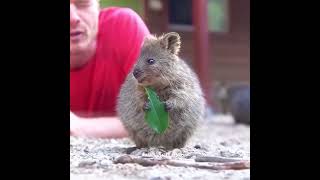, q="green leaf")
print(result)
[144,87,169,134]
